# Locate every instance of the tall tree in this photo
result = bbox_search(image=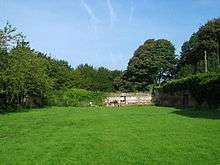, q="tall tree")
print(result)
[178,18,220,74]
[3,44,53,107]
[119,39,176,91]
